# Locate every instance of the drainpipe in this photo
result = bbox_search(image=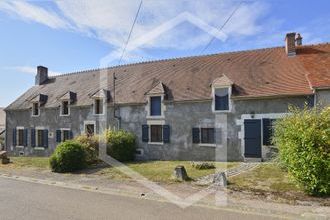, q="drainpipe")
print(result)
[113,72,121,129]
